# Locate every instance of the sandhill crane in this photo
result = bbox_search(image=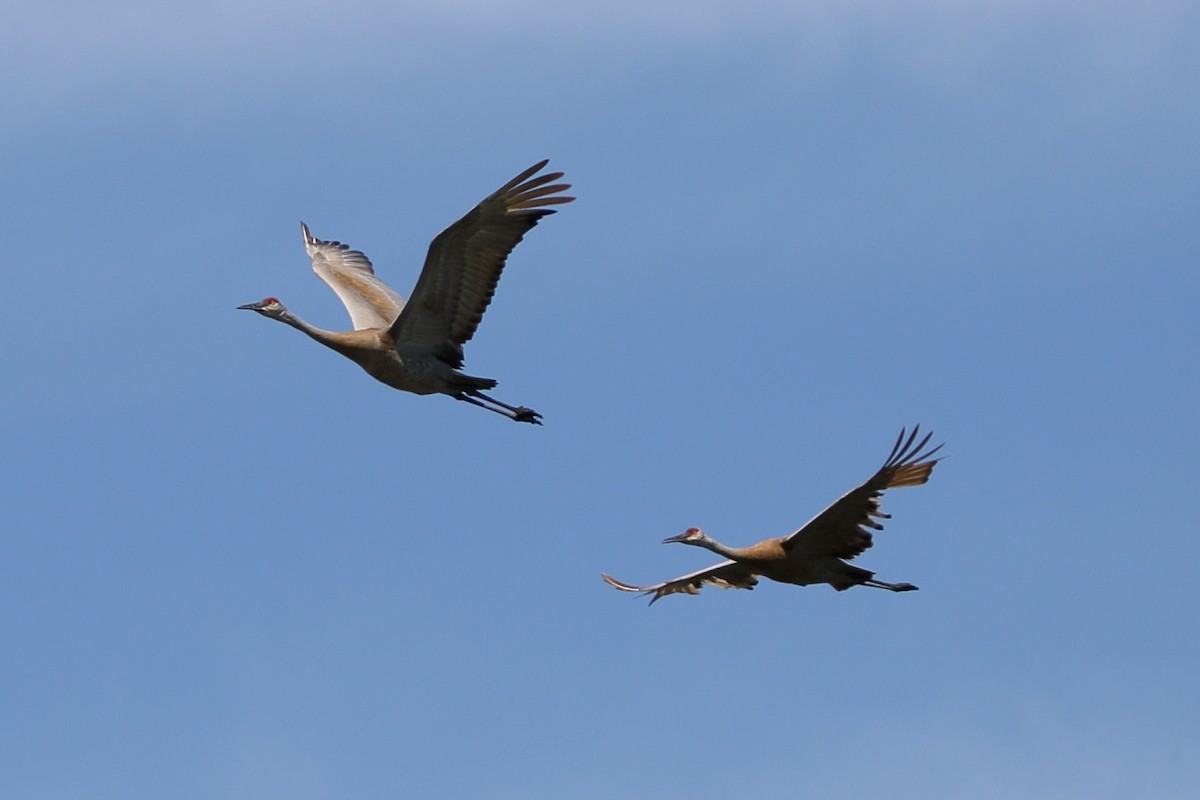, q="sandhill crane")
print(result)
[238,160,573,424]
[602,427,942,604]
